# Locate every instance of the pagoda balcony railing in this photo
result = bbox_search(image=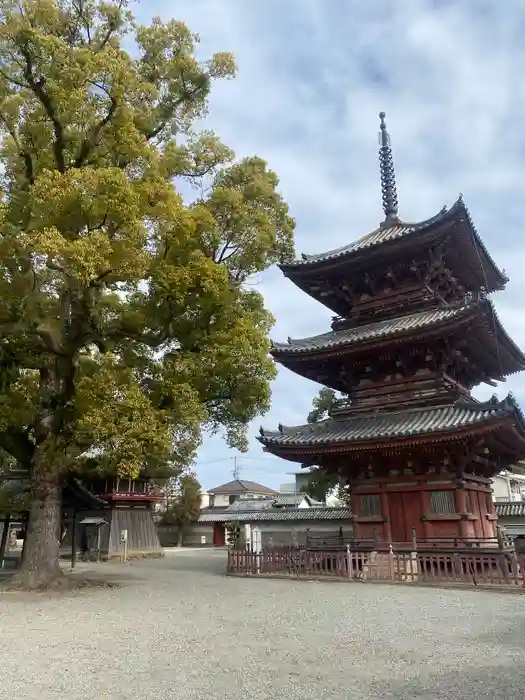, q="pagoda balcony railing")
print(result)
[330,288,488,329]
